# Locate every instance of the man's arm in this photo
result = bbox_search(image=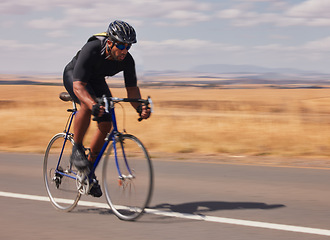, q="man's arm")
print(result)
[73,81,105,117]
[126,86,141,109]
[126,86,151,119]
[73,81,97,110]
